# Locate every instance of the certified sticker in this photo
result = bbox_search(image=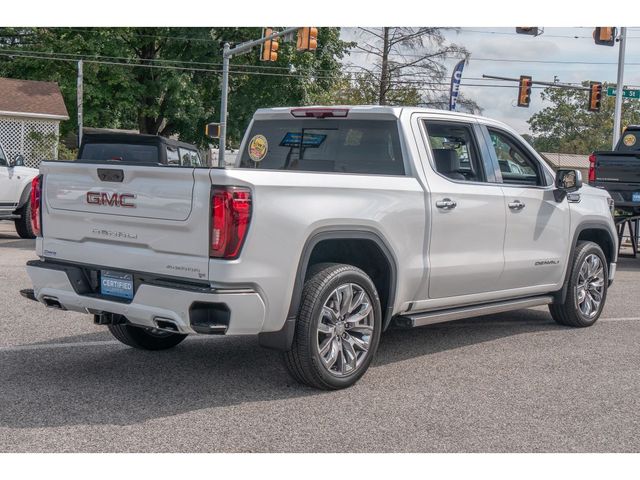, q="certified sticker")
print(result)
[248,134,268,162]
[623,133,636,147]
